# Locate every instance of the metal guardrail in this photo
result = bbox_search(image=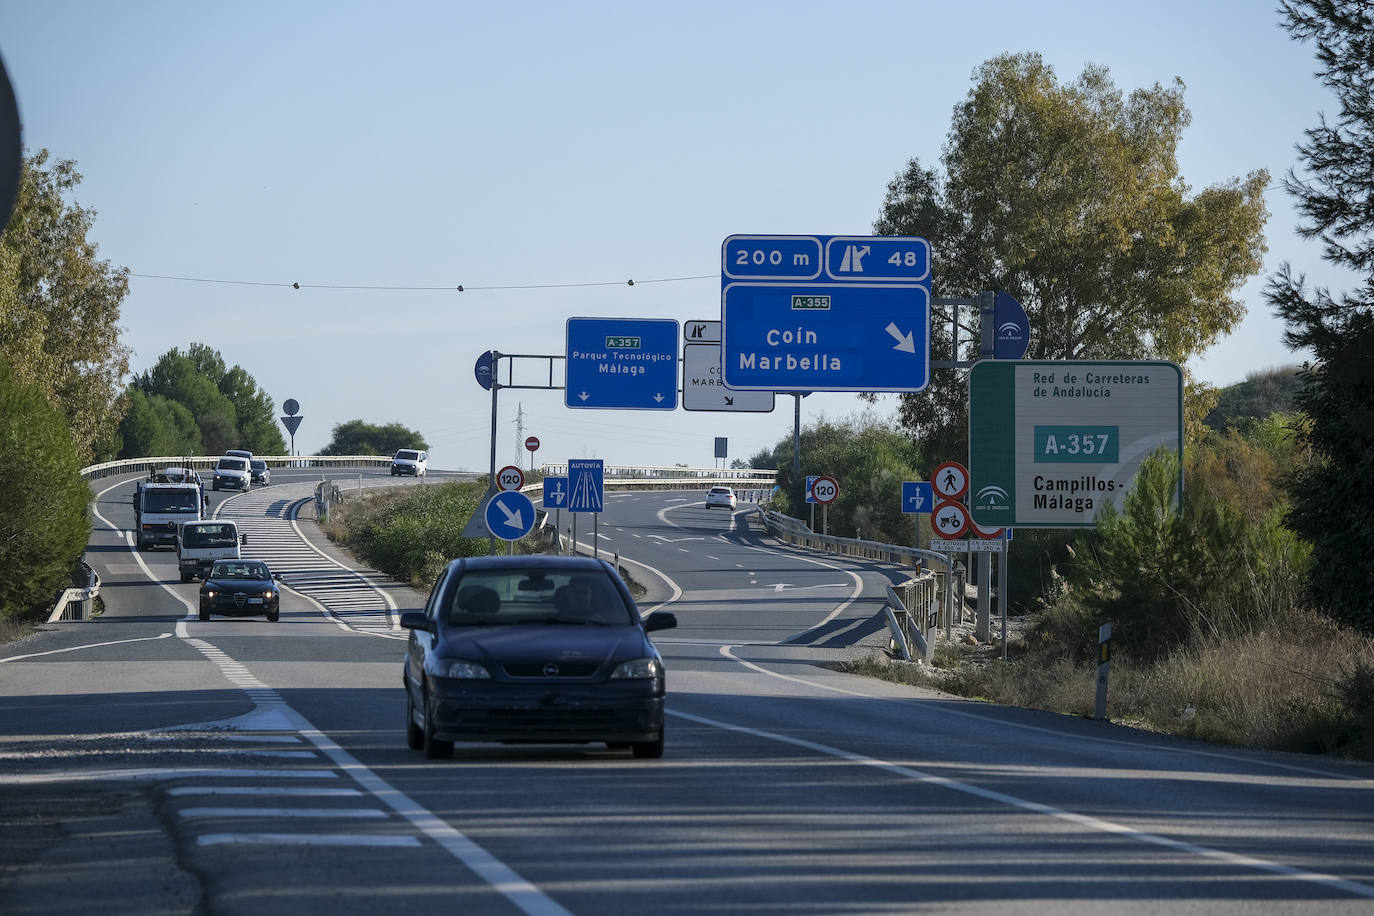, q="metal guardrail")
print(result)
[80,455,392,481]
[48,564,100,622]
[752,506,959,664]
